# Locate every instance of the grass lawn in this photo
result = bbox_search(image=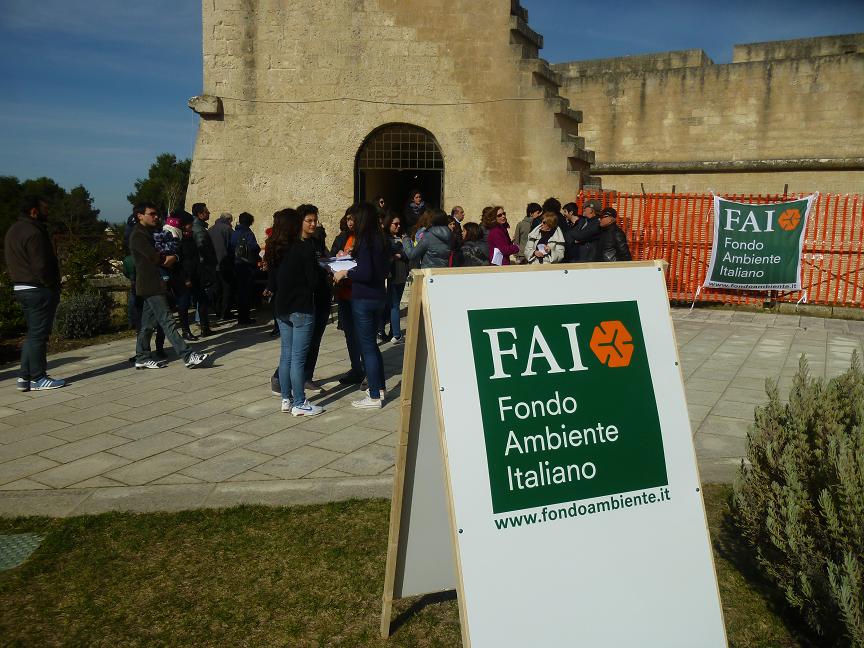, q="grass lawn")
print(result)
[0,484,809,647]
